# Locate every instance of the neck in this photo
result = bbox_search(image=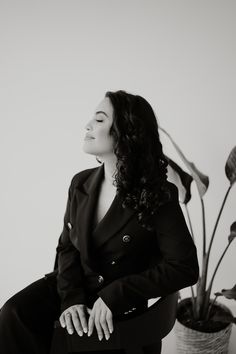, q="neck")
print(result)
[101,158,117,187]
